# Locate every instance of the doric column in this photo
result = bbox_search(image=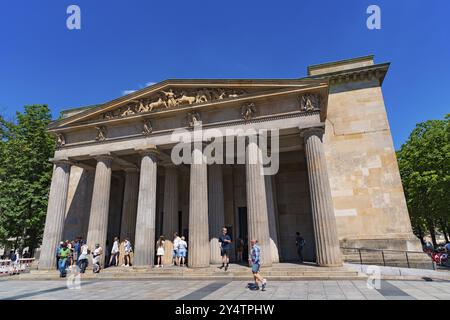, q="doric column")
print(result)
[134,150,158,267]
[188,145,209,268]
[86,155,113,262]
[303,128,342,267]
[39,160,71,269]
[246,137,272,266]
[120,168,139,243]
[265,175,280,263]
[162,165,178,265]
[208,164,225,264]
